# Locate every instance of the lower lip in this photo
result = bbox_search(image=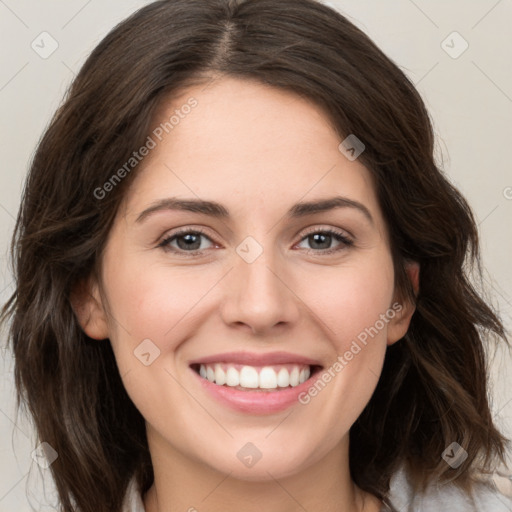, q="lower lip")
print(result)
[190,367,321,414]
